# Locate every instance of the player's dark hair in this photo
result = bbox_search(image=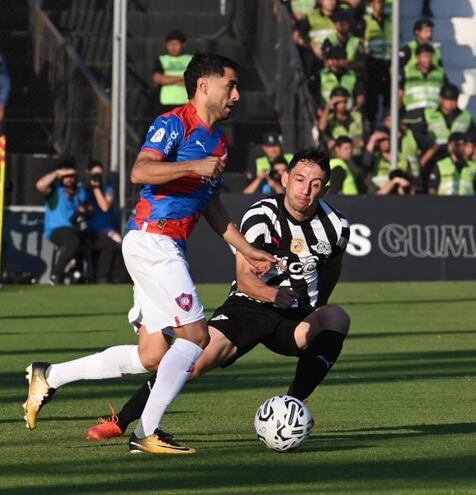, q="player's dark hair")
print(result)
[288,147,331,184]
[183,52,239,99]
